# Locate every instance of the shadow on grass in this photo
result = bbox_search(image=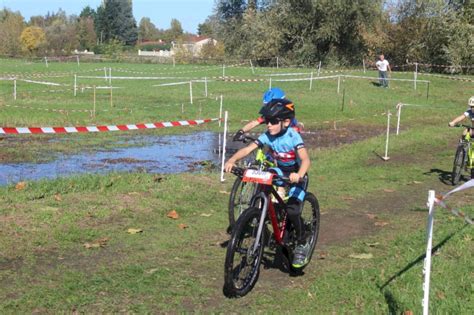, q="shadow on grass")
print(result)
[377,225,468,312]
[424,168,453,185]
